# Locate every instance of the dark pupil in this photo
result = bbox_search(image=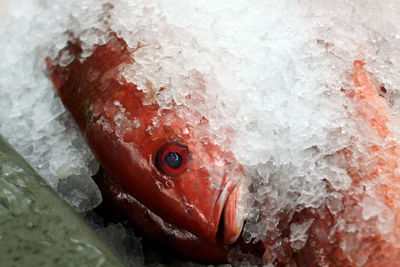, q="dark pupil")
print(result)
[164,152,183,169]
